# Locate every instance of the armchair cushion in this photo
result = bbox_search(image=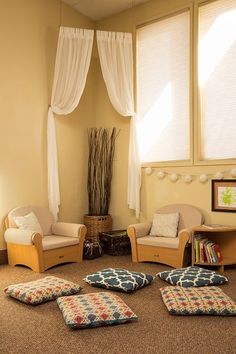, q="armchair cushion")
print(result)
[4,276,82,305]
[150,212,179,238]
[14,212,43,235]
[137,235,179,248]
[84,268,155,293]
[160,286,236,316]
[57,292,138,329]
[128,222,152,238]
[157,266,228,287]
[4,228,40,245]
[42,235,79,251]
[52,222,84,238]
